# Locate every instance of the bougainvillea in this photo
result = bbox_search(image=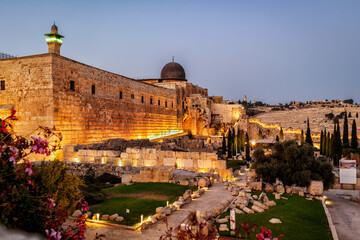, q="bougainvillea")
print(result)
[0,110,87,239]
